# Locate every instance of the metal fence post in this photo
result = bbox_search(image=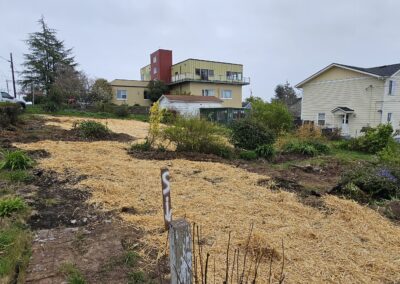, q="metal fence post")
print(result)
[169,219,193,284]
